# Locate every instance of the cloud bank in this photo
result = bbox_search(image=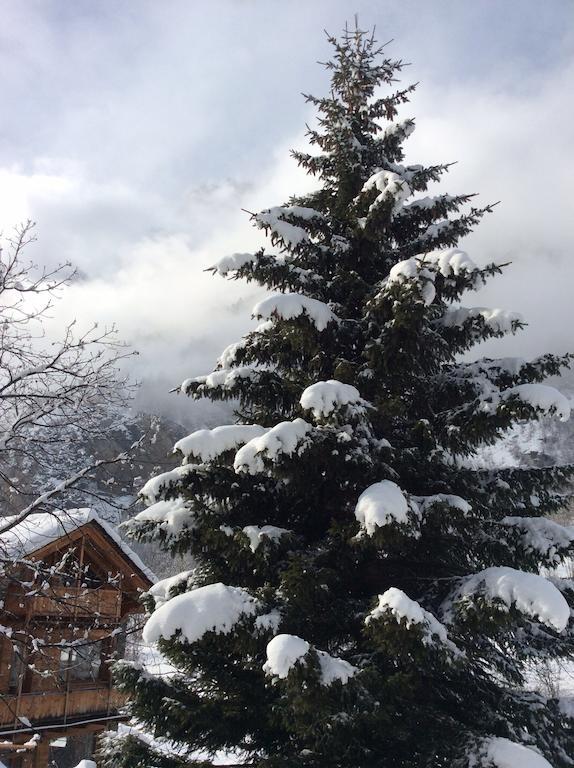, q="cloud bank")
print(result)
[0,0,573,420]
